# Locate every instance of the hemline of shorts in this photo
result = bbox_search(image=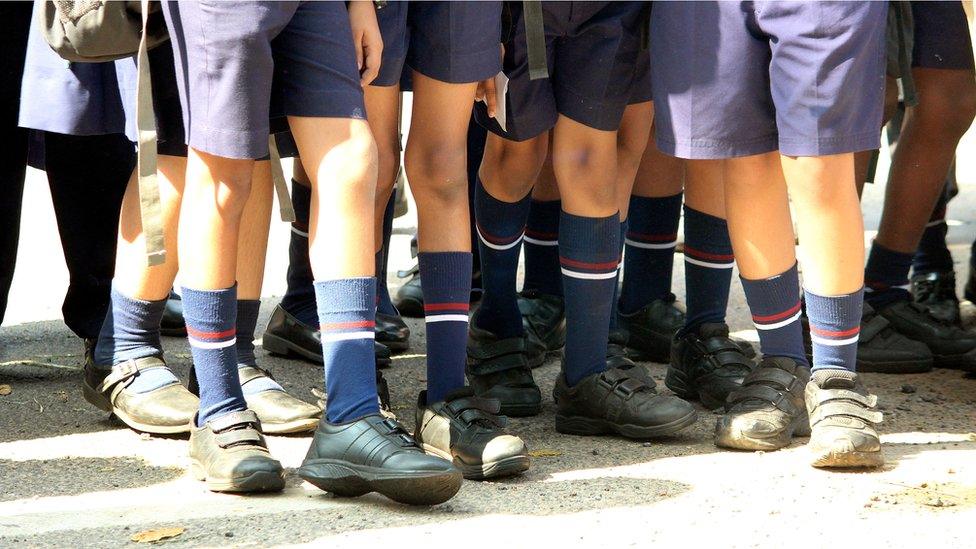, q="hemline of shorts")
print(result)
[659,129,882,160]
